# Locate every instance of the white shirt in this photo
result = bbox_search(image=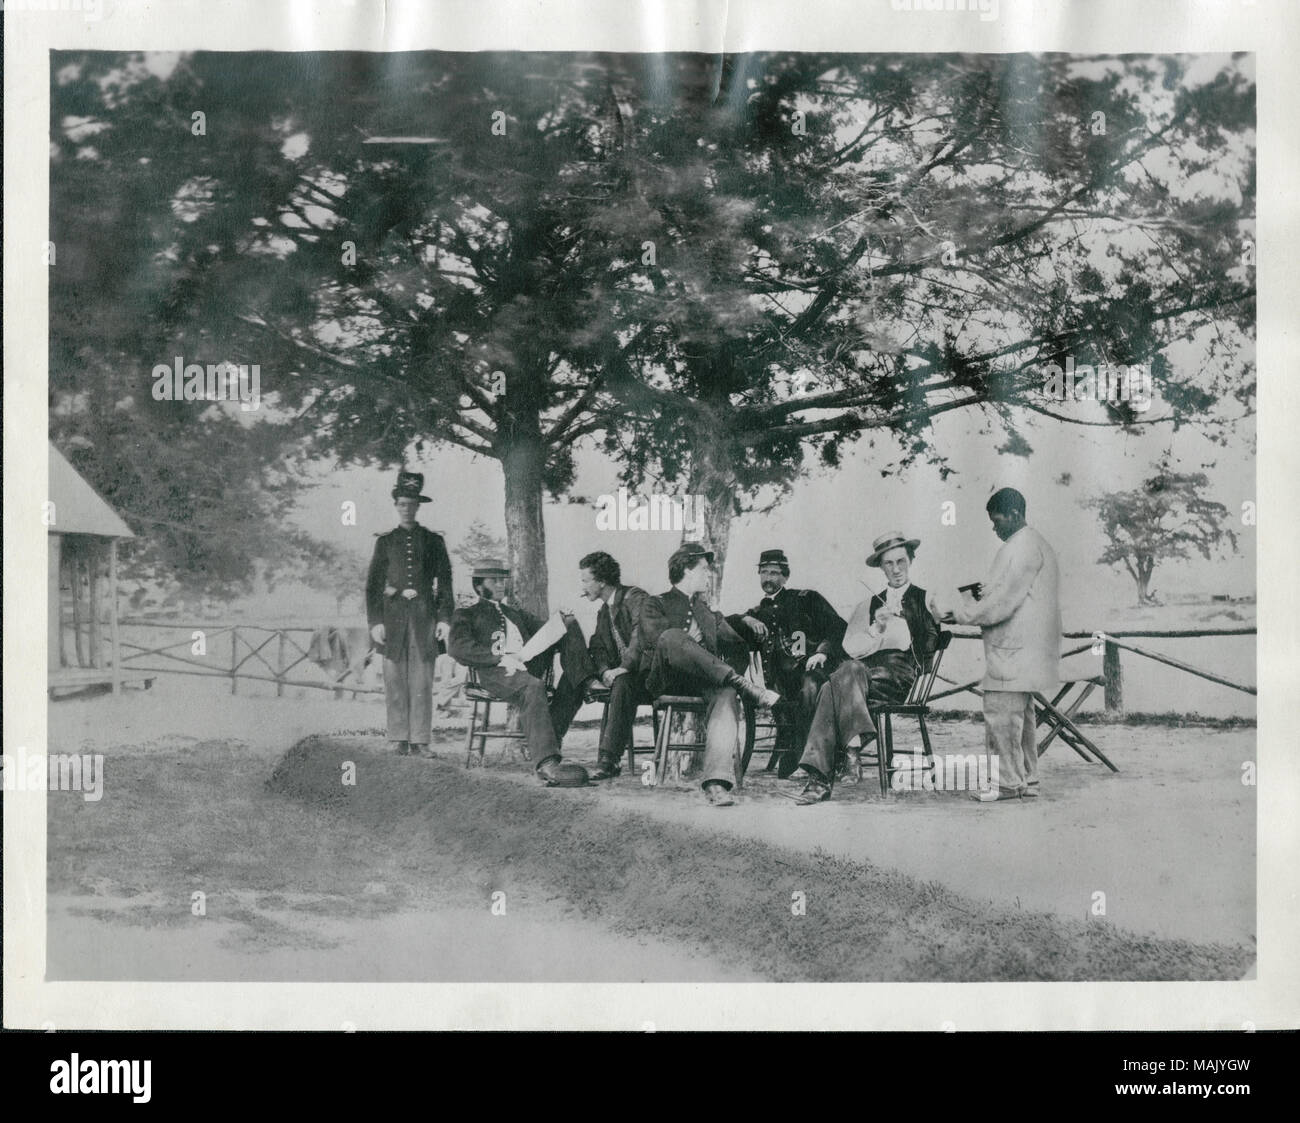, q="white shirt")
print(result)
[842,585,912,659]
[502,615,525,657]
